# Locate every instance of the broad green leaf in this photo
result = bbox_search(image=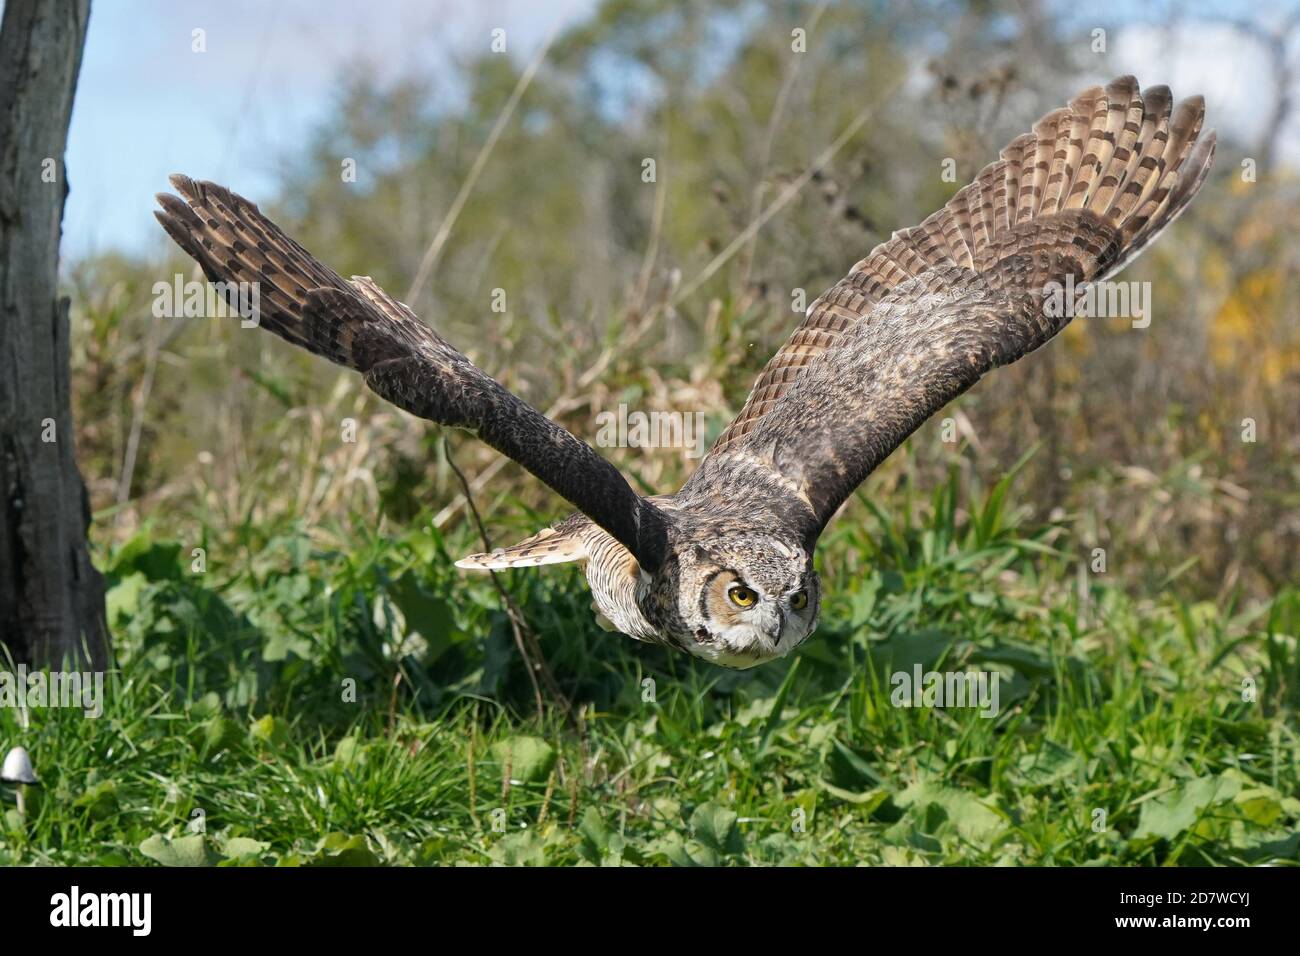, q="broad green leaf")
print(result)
[1133,775,1241,841]
[140,833,215,867]
[489,830,545,866]
[110,534,182,582]
[869,629,960,673]
[690,802,744,857]
[895,781,1004,845]
[389,572,458,663]
[490,736,555,784]
[220,837,270,863]
[306,833,379,866]
[105,572,148,628]
[1014,742,1082,786]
